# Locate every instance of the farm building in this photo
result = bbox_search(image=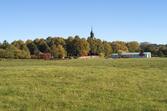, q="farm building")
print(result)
[112,52,151,59]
